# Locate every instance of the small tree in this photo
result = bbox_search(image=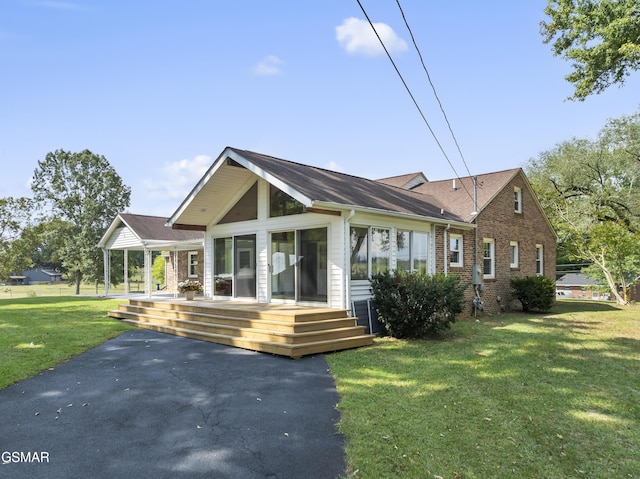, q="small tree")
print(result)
[510,276,556,313]
[370,270,466,339]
